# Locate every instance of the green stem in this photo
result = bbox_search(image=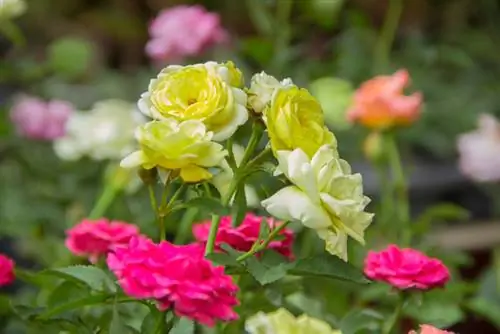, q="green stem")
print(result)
[148,185,166,241]
[88,185,119,219]
[382,293,404,334]
[386,132,410,245]
[226,137,237,171]
[237,221,291,261]
[374,0,403,72]
[239,122,264,168]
